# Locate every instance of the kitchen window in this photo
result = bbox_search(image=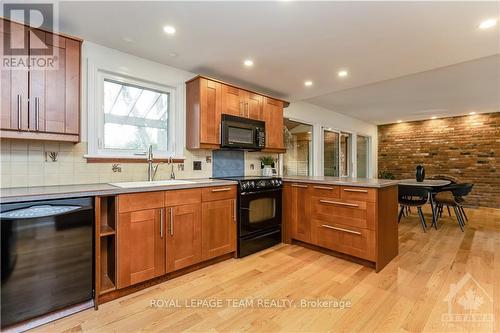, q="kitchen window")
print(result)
[283,119,313,176]
[87,71,177,159]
